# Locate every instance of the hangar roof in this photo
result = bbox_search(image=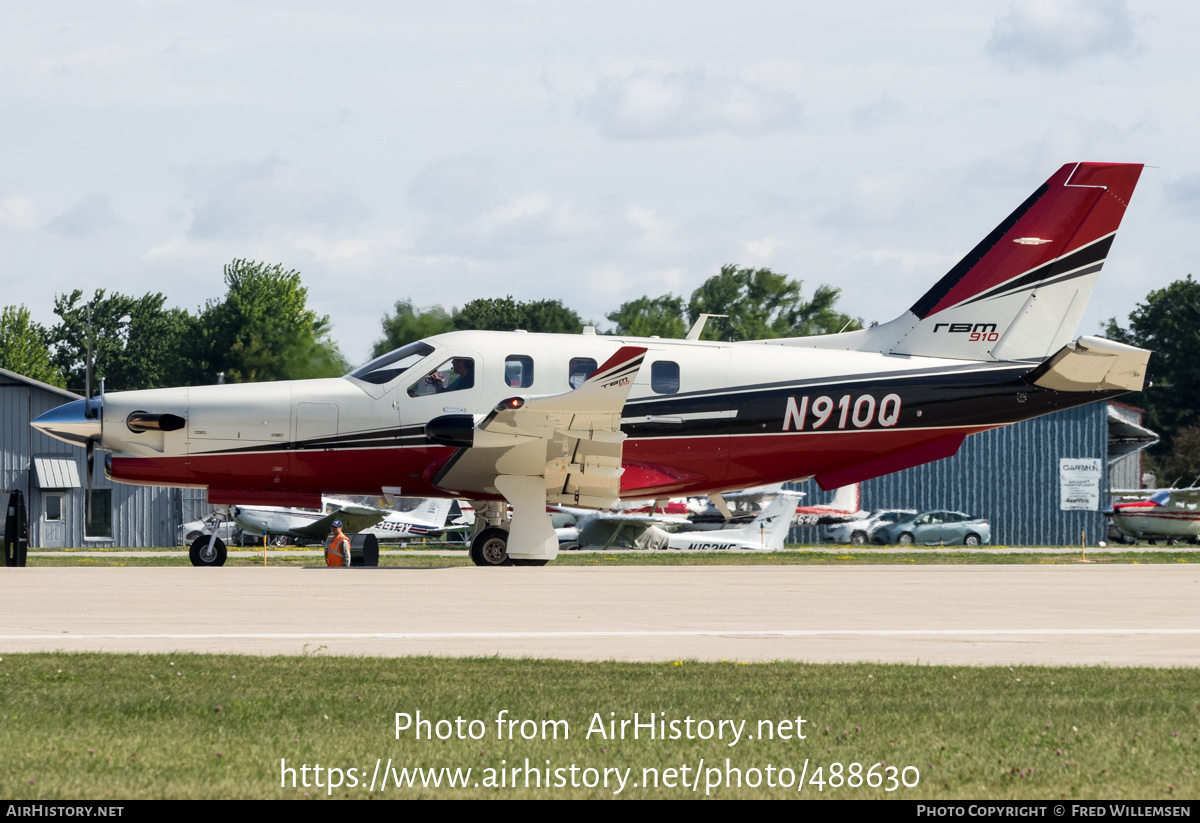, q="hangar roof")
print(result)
[0,366,79,401]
